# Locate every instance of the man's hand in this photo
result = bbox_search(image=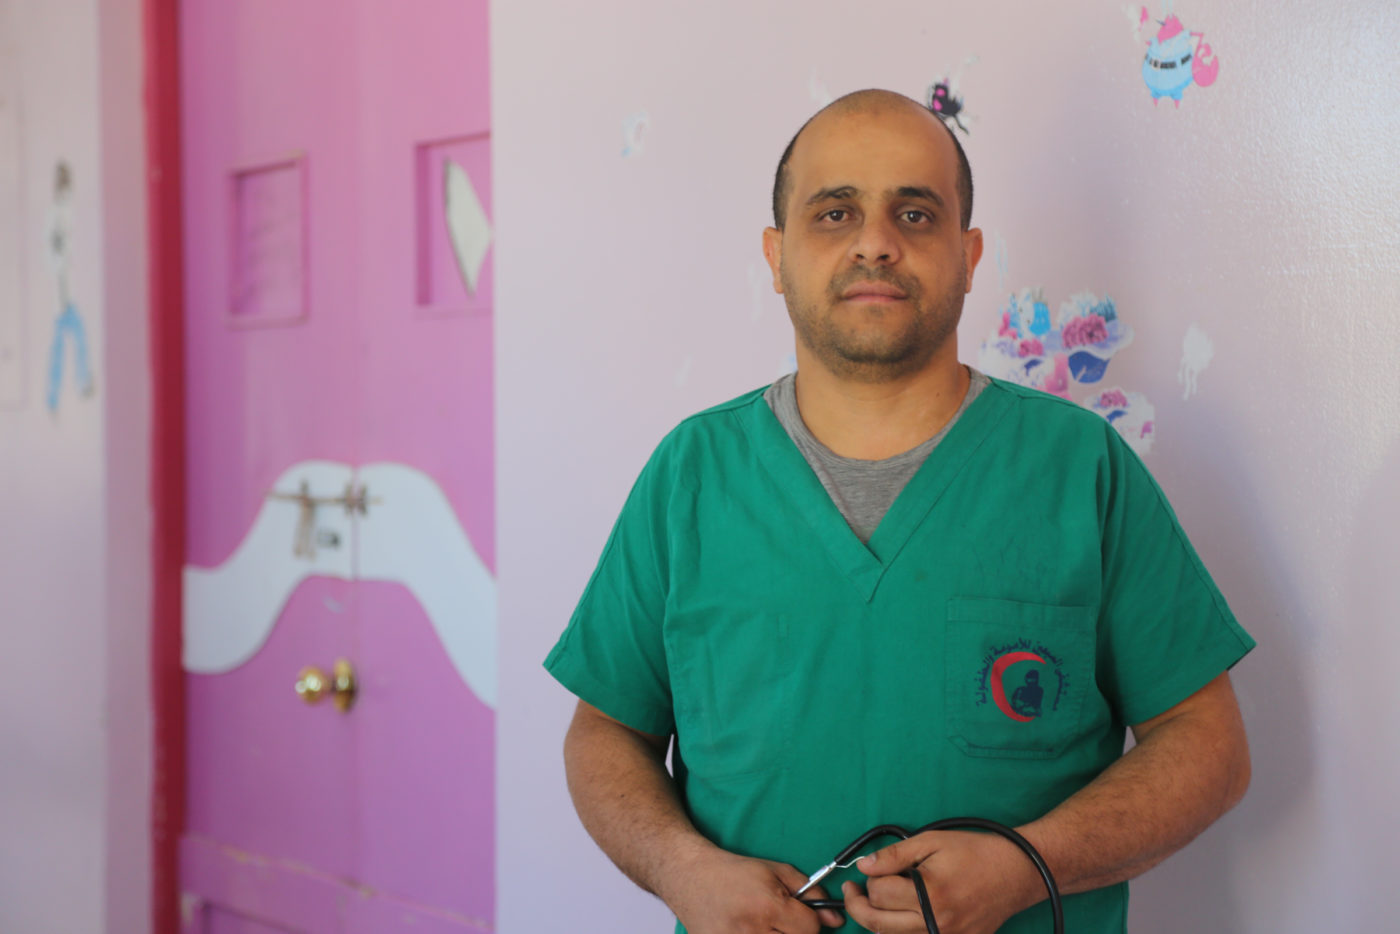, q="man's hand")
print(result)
[662,847,844,934]
[841,830,1041,934]
[564,701,843,931]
